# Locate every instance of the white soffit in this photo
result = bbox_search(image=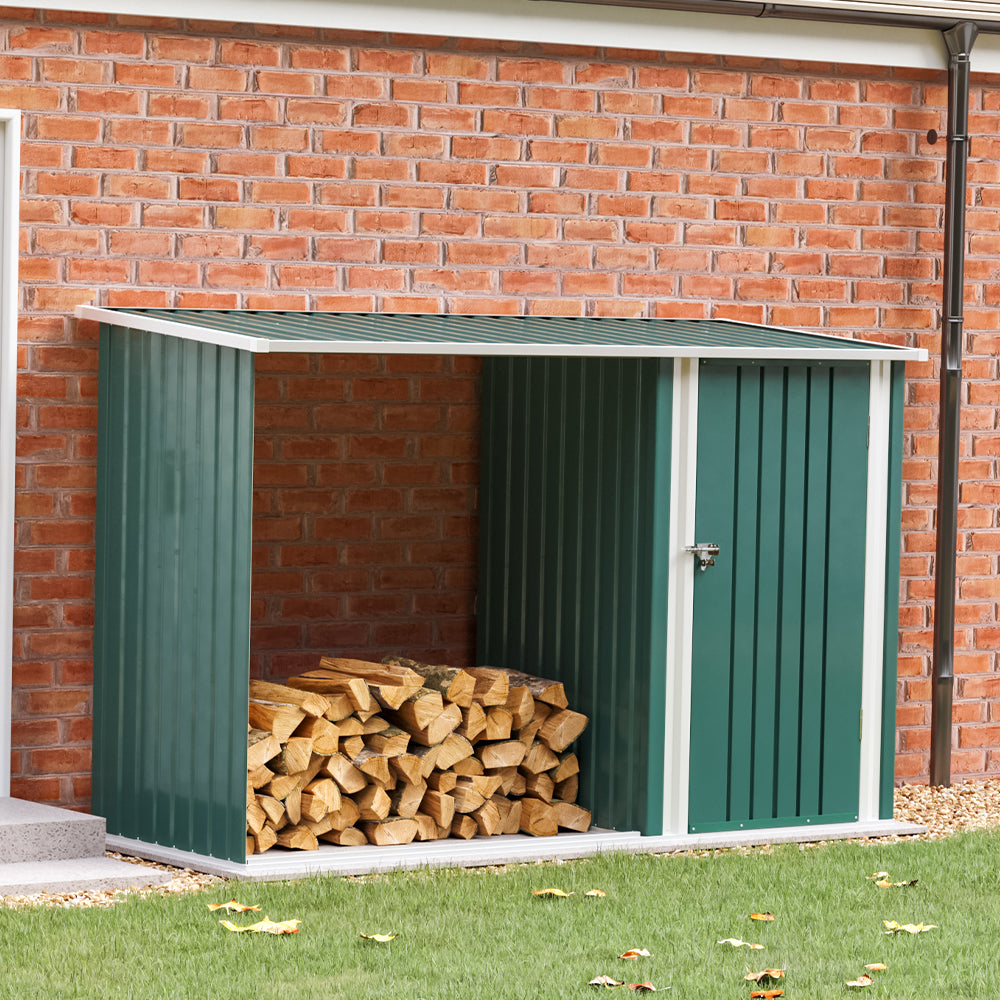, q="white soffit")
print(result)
[29,0,972,71]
